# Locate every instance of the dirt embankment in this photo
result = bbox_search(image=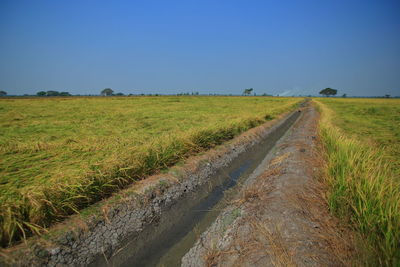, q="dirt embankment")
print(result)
[182,106,356,267]
[0,107,301,267]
